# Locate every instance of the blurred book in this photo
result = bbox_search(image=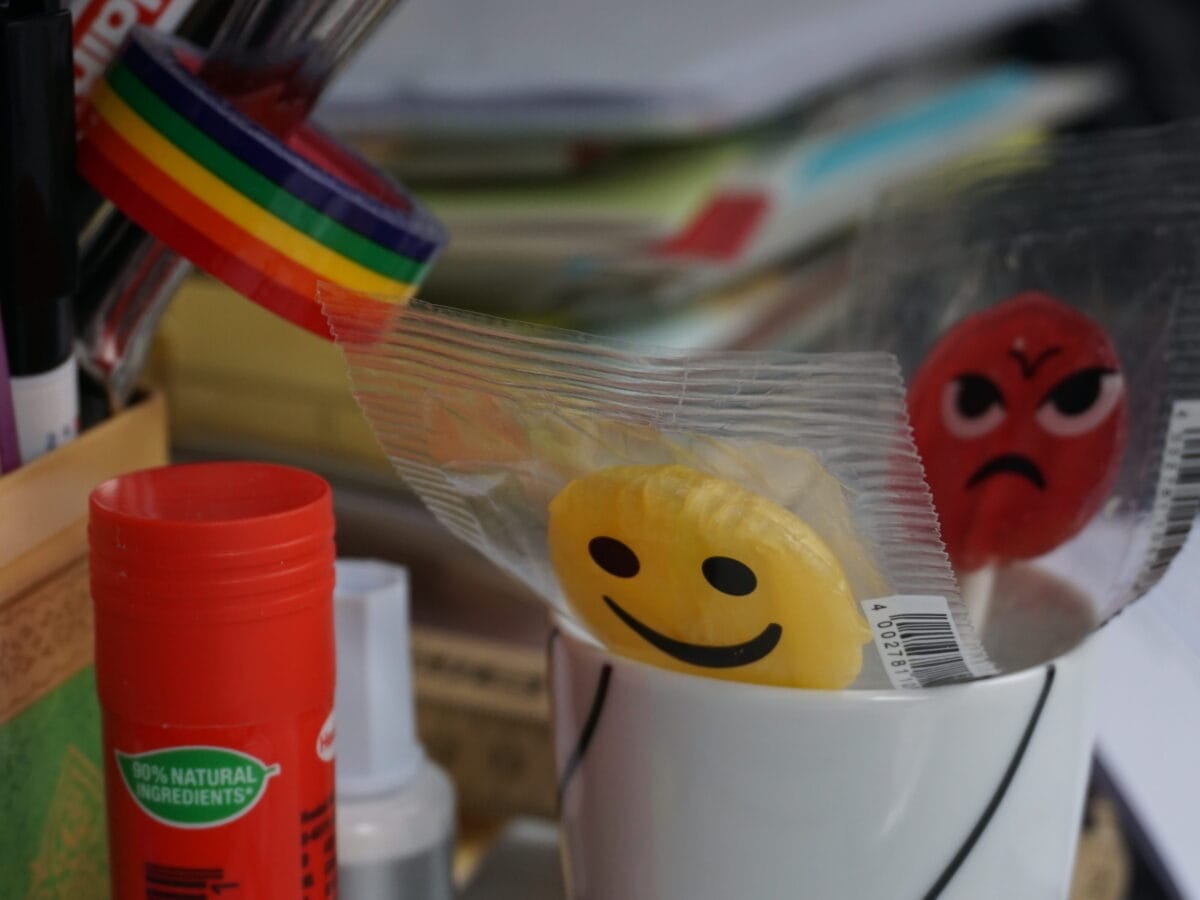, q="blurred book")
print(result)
[347,135,616,183]
[402,62,1115,318]
[318,0,1074,139]
[594,241,853,351]
[416,136,747,259]
[651,64,1113,292]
